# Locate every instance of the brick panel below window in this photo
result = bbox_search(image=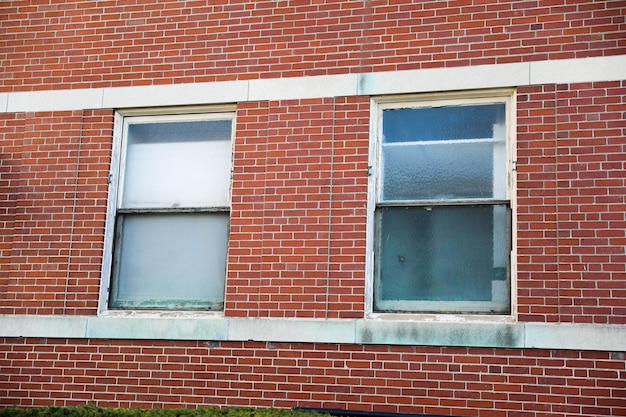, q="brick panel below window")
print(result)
[0,338,625,416]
